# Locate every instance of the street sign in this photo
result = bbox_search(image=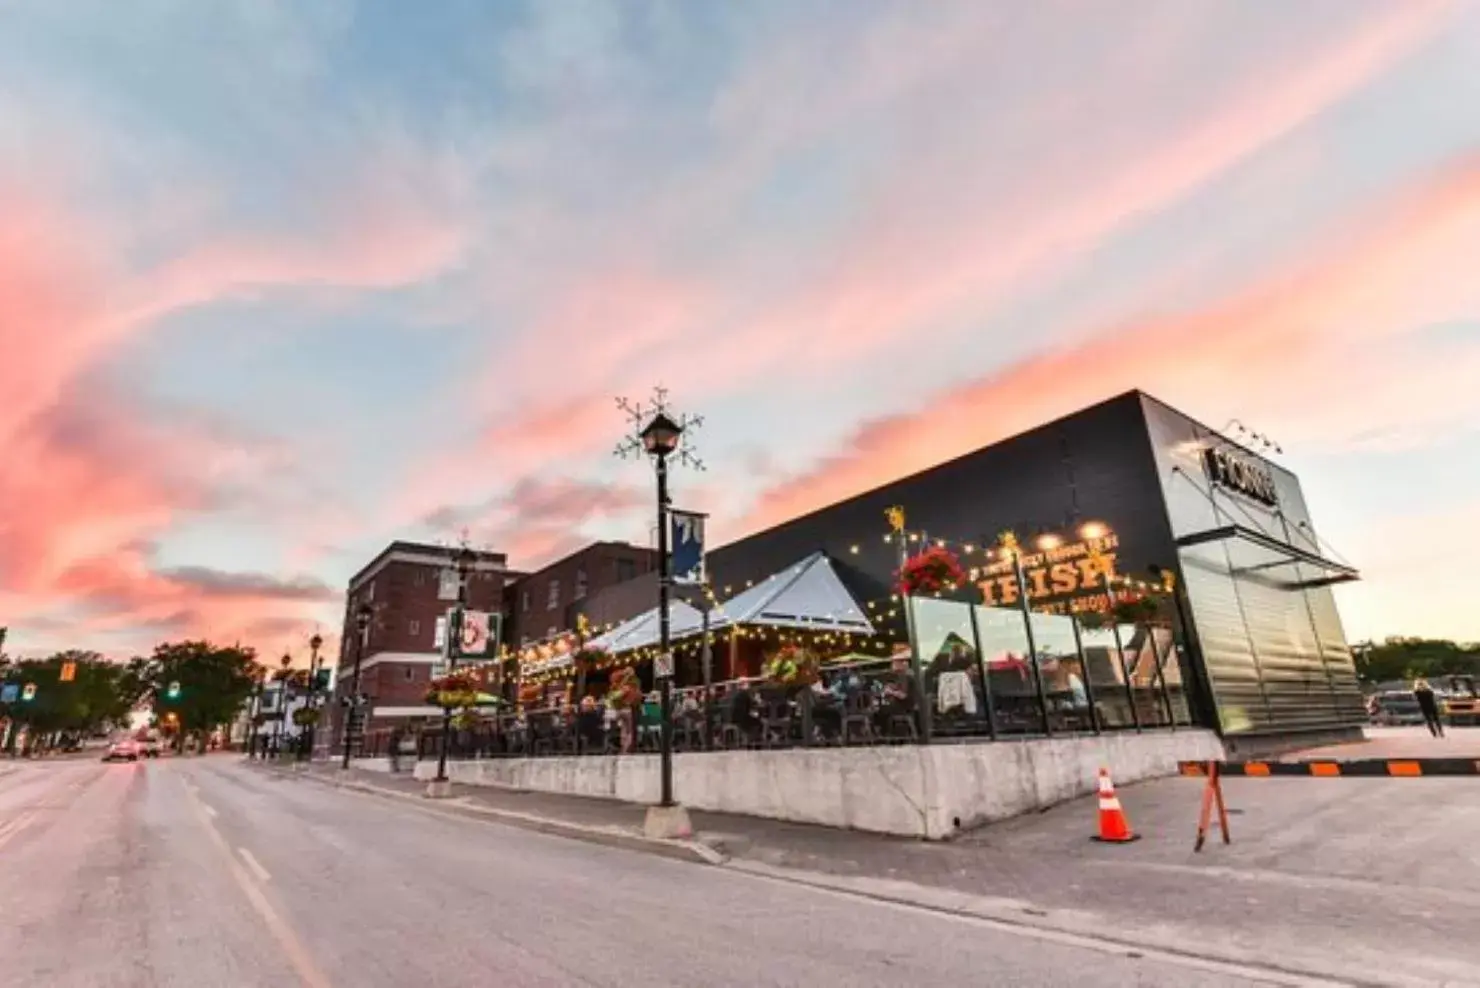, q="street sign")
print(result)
[0,684,17,703]
[21,683,36,702]
[59,661,76,683]
[654,651,674,679]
